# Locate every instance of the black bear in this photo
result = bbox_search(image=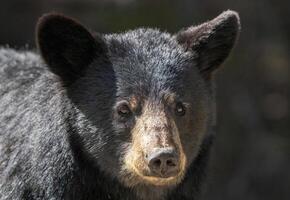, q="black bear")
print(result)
[0,10,240,200]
